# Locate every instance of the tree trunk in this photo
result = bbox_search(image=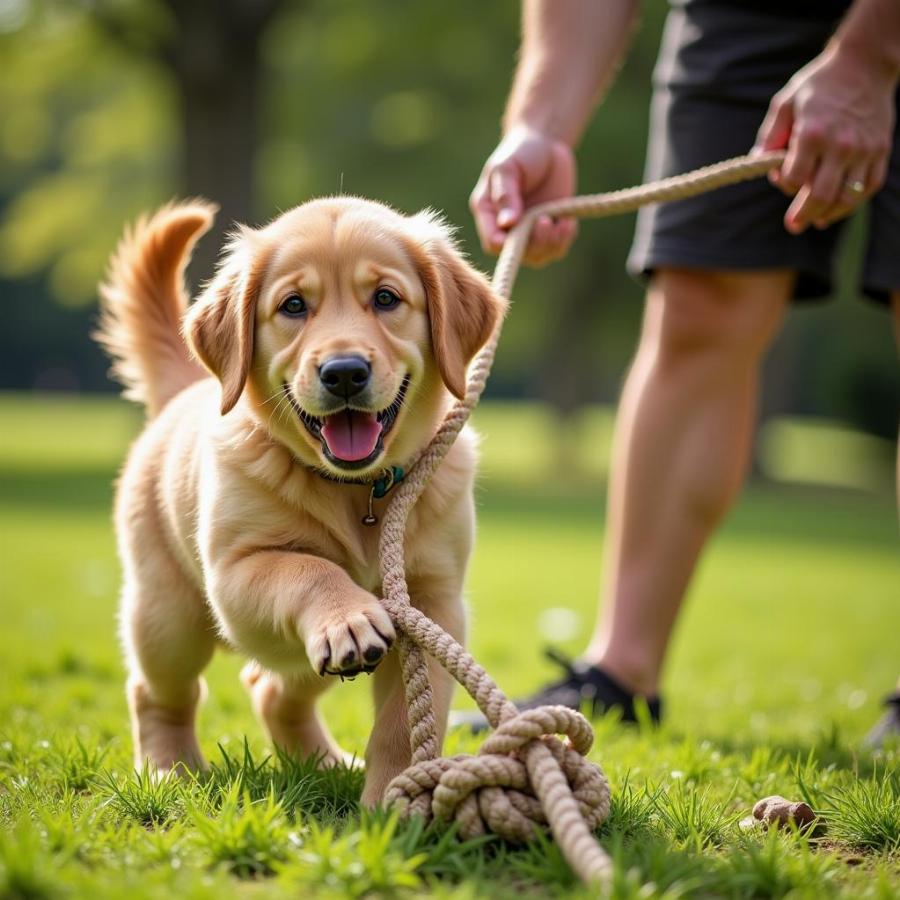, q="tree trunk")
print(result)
[163,0,284,289]
[178,55,260,287]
